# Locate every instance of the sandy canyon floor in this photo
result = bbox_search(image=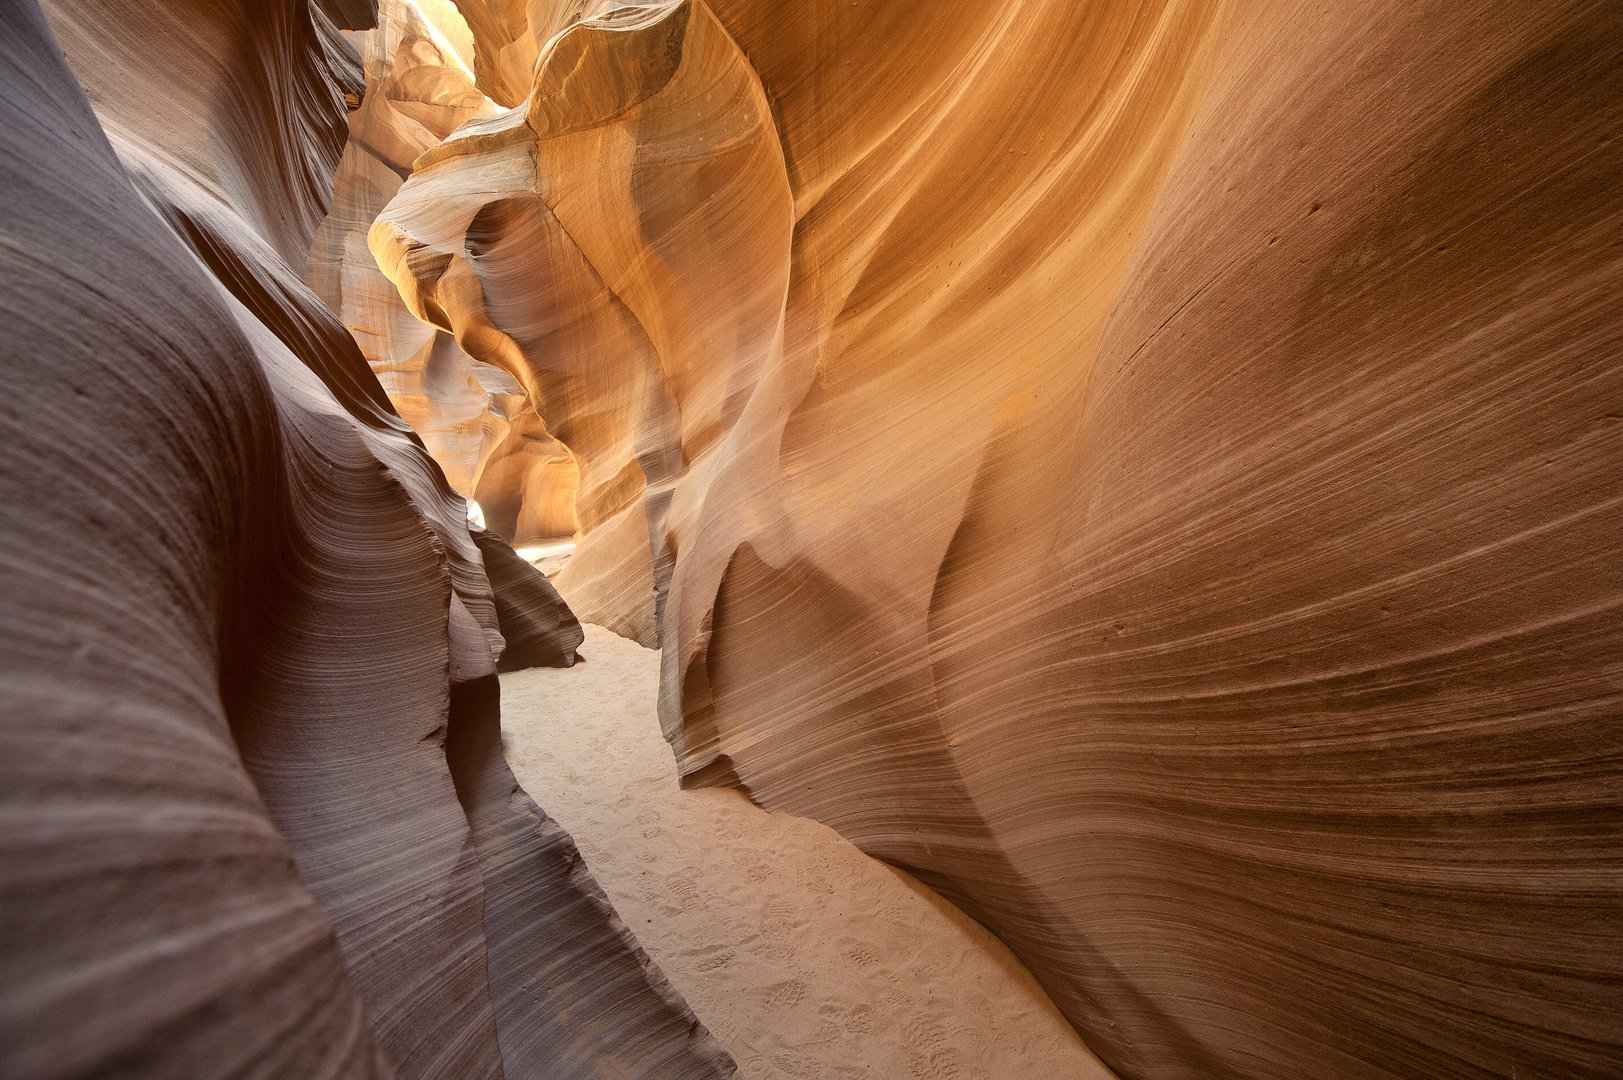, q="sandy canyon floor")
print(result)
[501,625,1115,1080]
